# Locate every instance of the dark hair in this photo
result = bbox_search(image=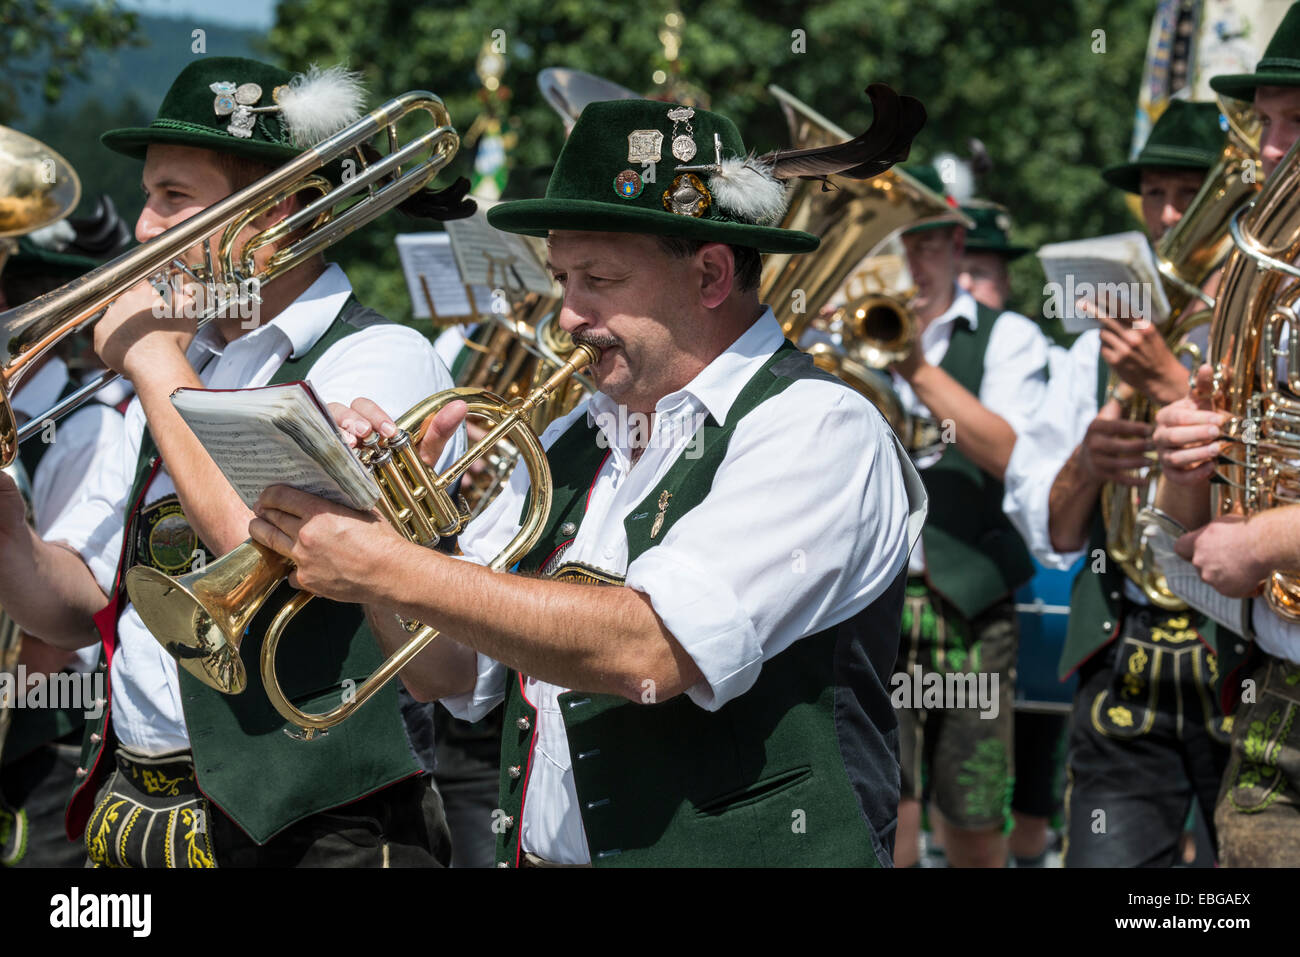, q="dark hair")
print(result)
[655,236,762,293]
[213,152,278,192]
